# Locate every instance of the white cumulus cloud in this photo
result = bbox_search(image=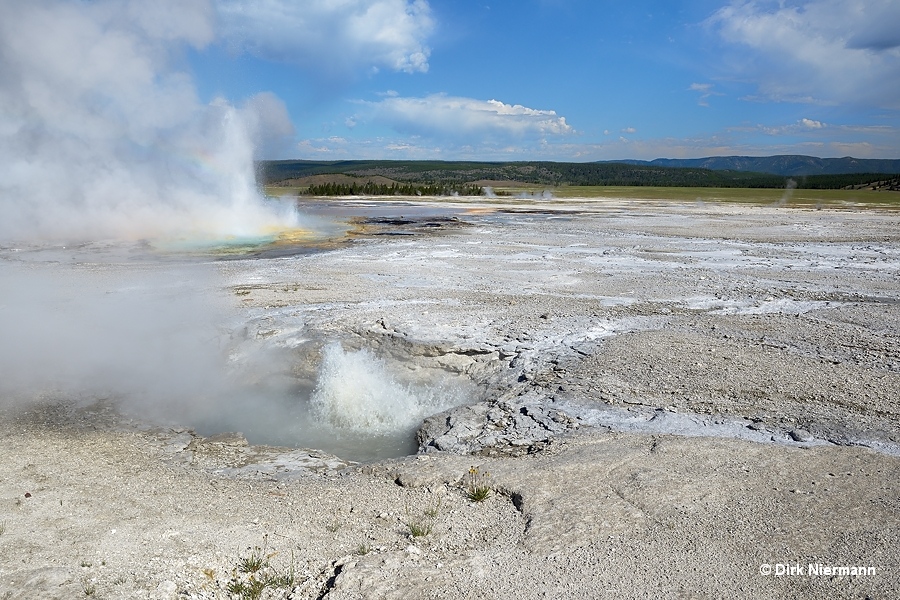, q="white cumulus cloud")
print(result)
[708,0,900,108]
[363,94,574,139]
[215,0,434,75]
[800,118,824,129]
